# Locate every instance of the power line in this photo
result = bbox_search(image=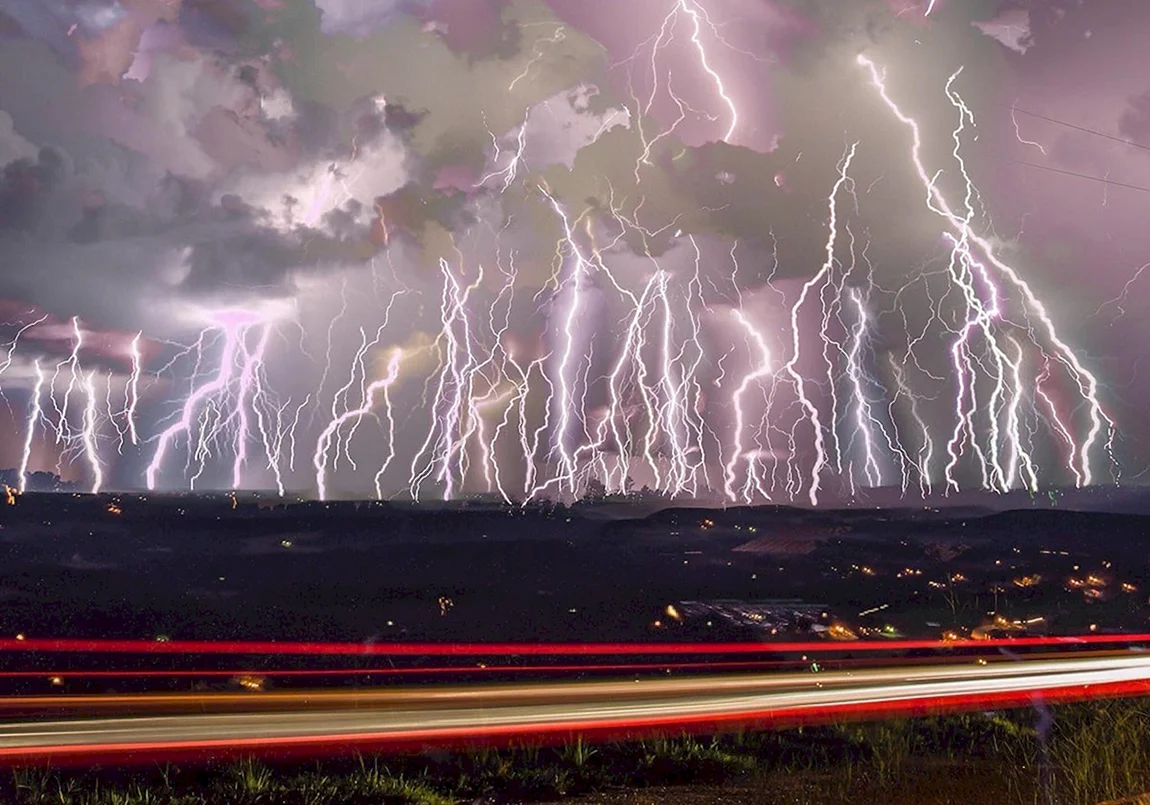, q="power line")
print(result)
[1011,106,1150,153]
[993,155,1150,194]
